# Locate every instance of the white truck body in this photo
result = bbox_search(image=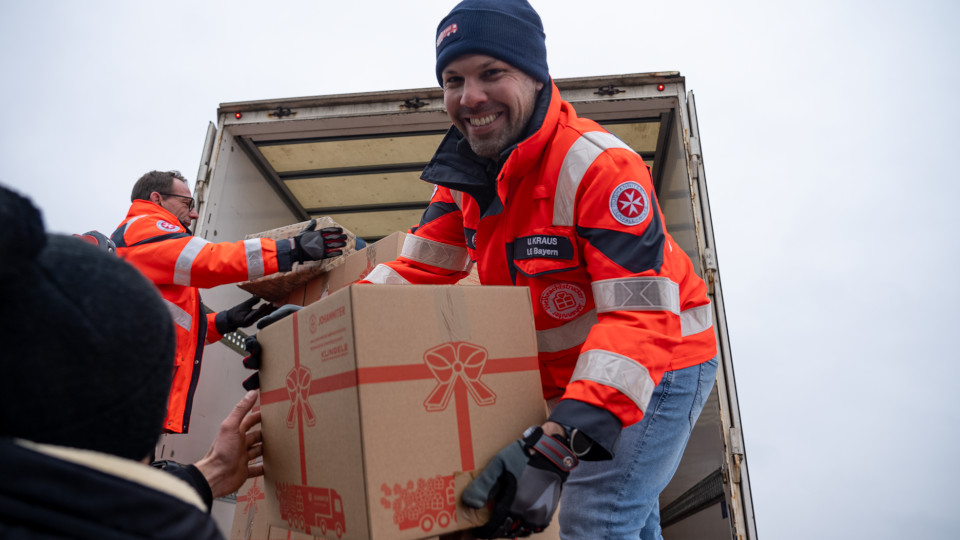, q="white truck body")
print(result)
[159,72,756,539]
